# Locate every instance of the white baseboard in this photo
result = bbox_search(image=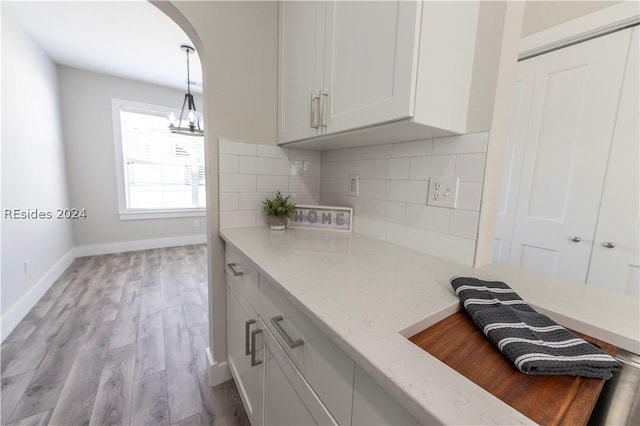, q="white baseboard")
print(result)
[207,347,231,387]
[74,234,206,257]
[2,234,207,343]
[1,249,75,341]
